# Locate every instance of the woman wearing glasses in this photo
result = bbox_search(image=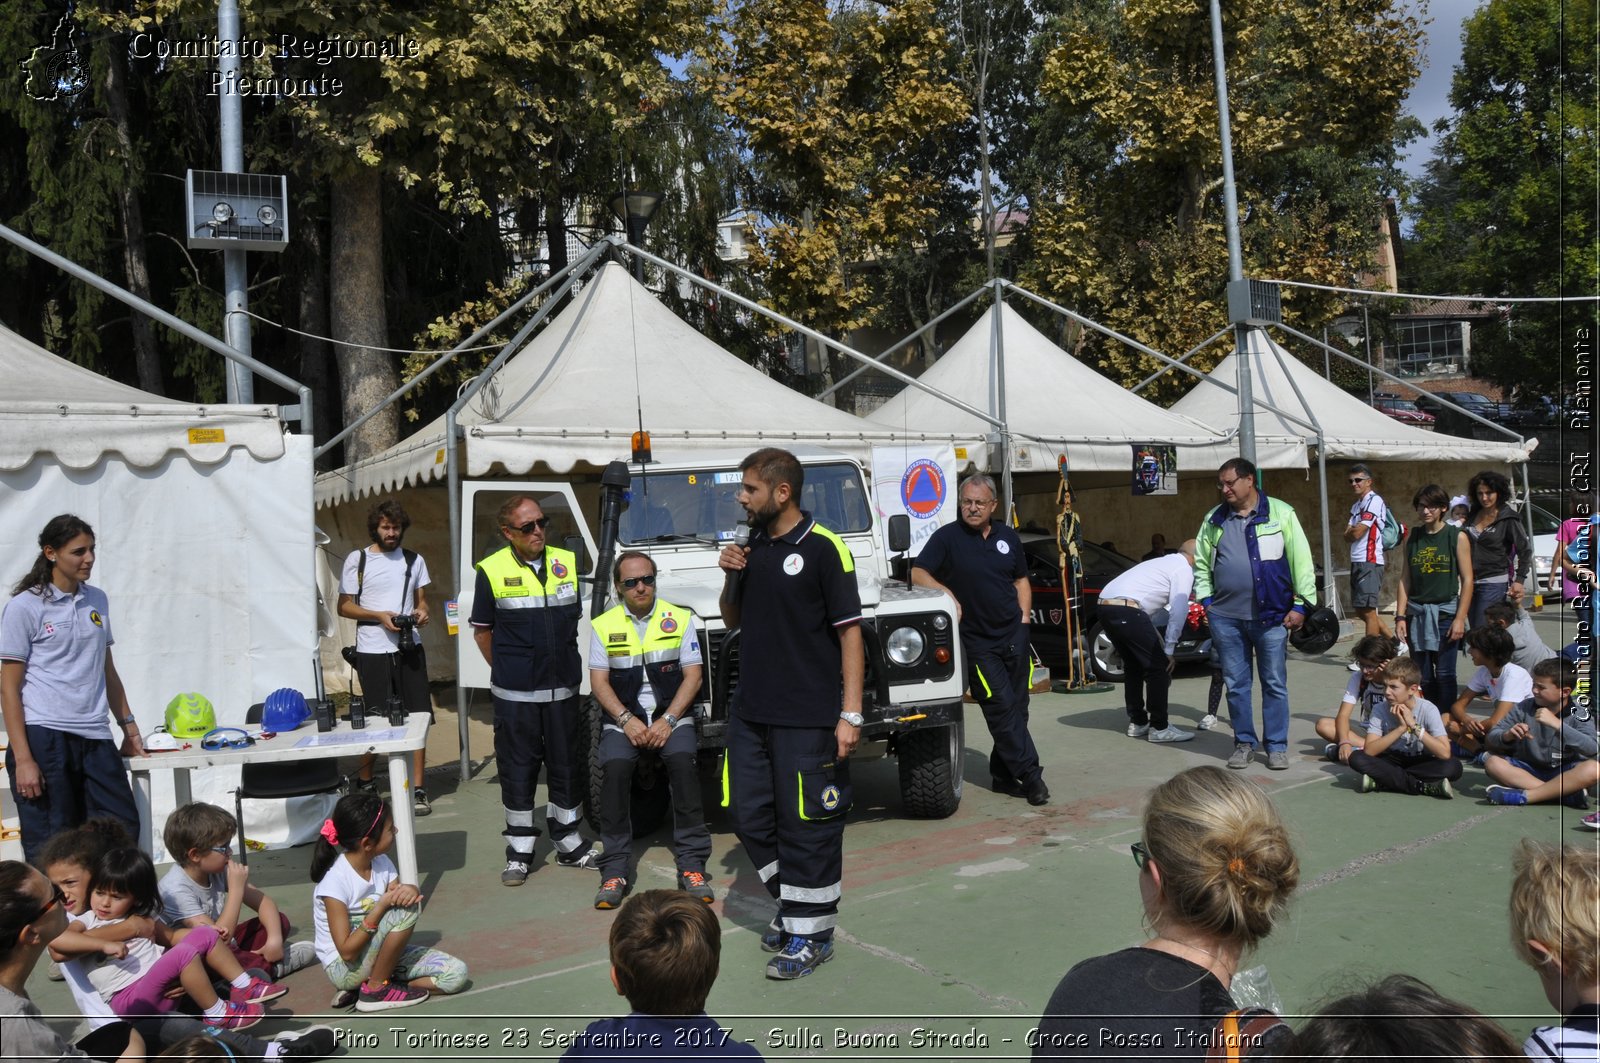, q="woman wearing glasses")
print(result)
[1,515,144,864]
[1033,767,1299,1060]
[0,860,143,1062]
